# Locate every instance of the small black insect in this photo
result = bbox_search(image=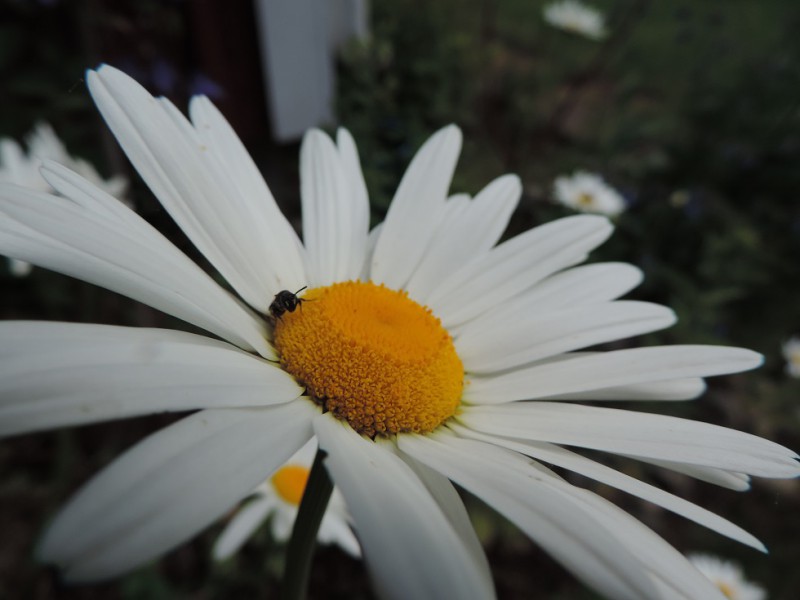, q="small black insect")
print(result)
[269,286,308,321]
